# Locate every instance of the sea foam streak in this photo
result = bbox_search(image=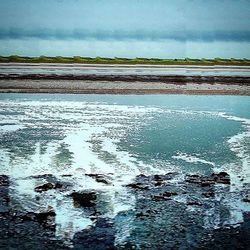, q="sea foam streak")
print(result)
[172,152,215,166]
